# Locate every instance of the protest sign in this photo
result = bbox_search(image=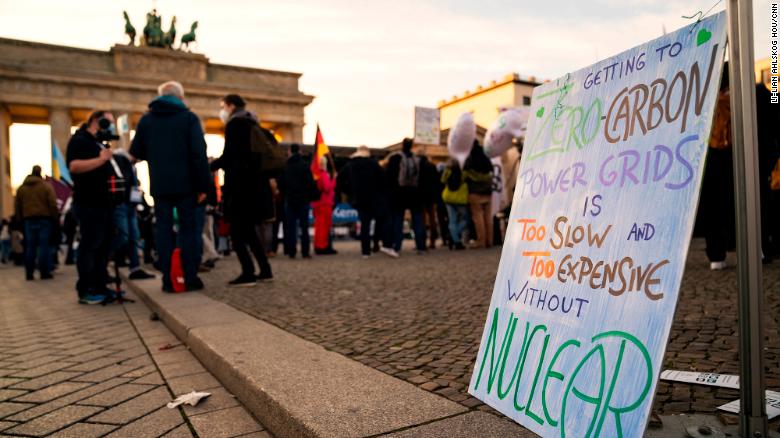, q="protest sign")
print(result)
[414,106,440,145]
[468,12,727,437]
